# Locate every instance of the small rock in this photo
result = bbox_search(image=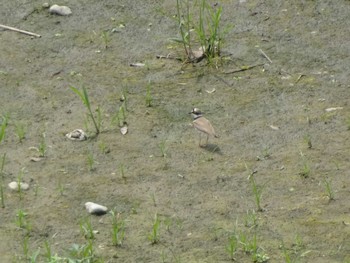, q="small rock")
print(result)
[130,63,145,67]
[30,157,43,162]
[66,129,87,141]
[85,202,108,215]
[325,107,343,112]
[42,3,50,8]
[49,4,72,16]
[120,126,128,135]
[8,181,29,191]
